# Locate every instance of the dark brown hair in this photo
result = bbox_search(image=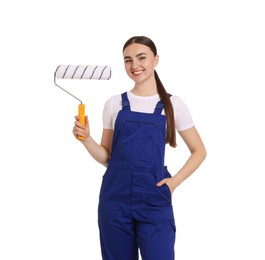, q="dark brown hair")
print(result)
[123,36,176,147]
